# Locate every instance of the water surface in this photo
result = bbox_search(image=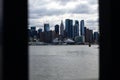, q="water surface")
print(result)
[29,45,99,80]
